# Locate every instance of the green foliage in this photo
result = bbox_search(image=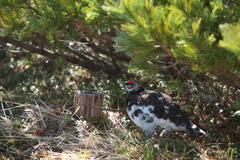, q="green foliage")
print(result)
[1,0,239,90]
[83,0,117,32]
[219,23,240,56]
[0,52,73,99]
[104,0,240,78]
[0,0,109,40]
